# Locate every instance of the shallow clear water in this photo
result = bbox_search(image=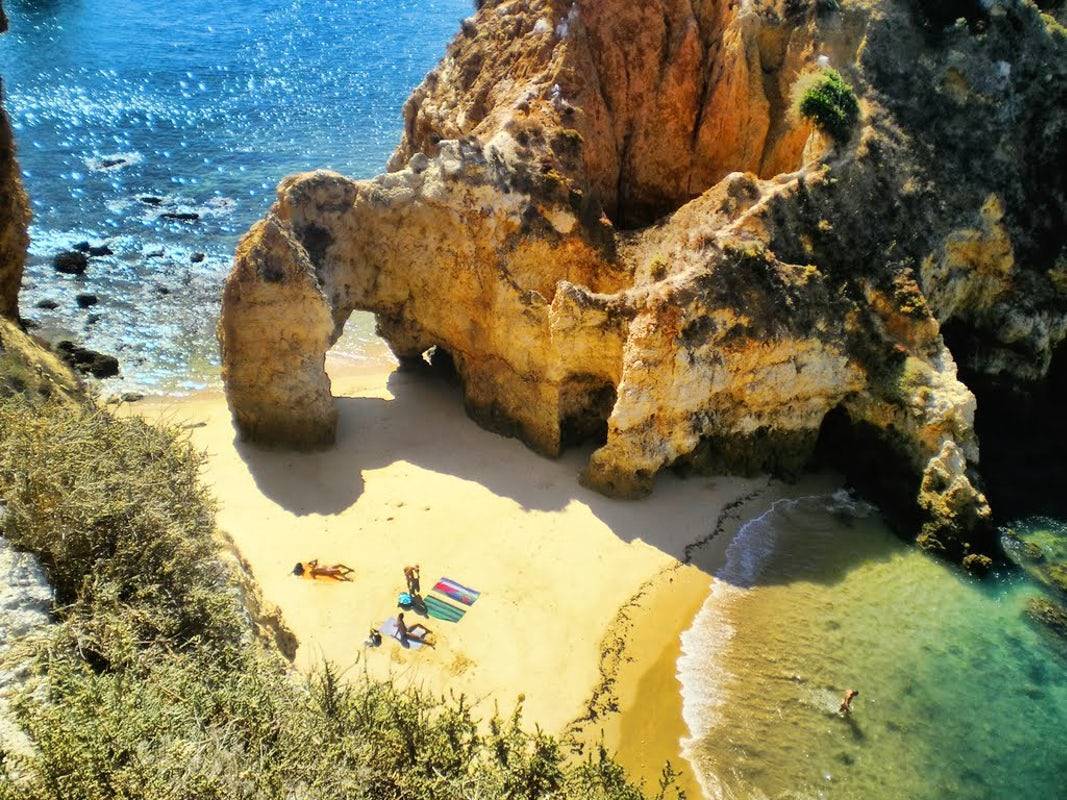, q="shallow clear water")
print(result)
[679,495,1067,800]
[1,0,468,392]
